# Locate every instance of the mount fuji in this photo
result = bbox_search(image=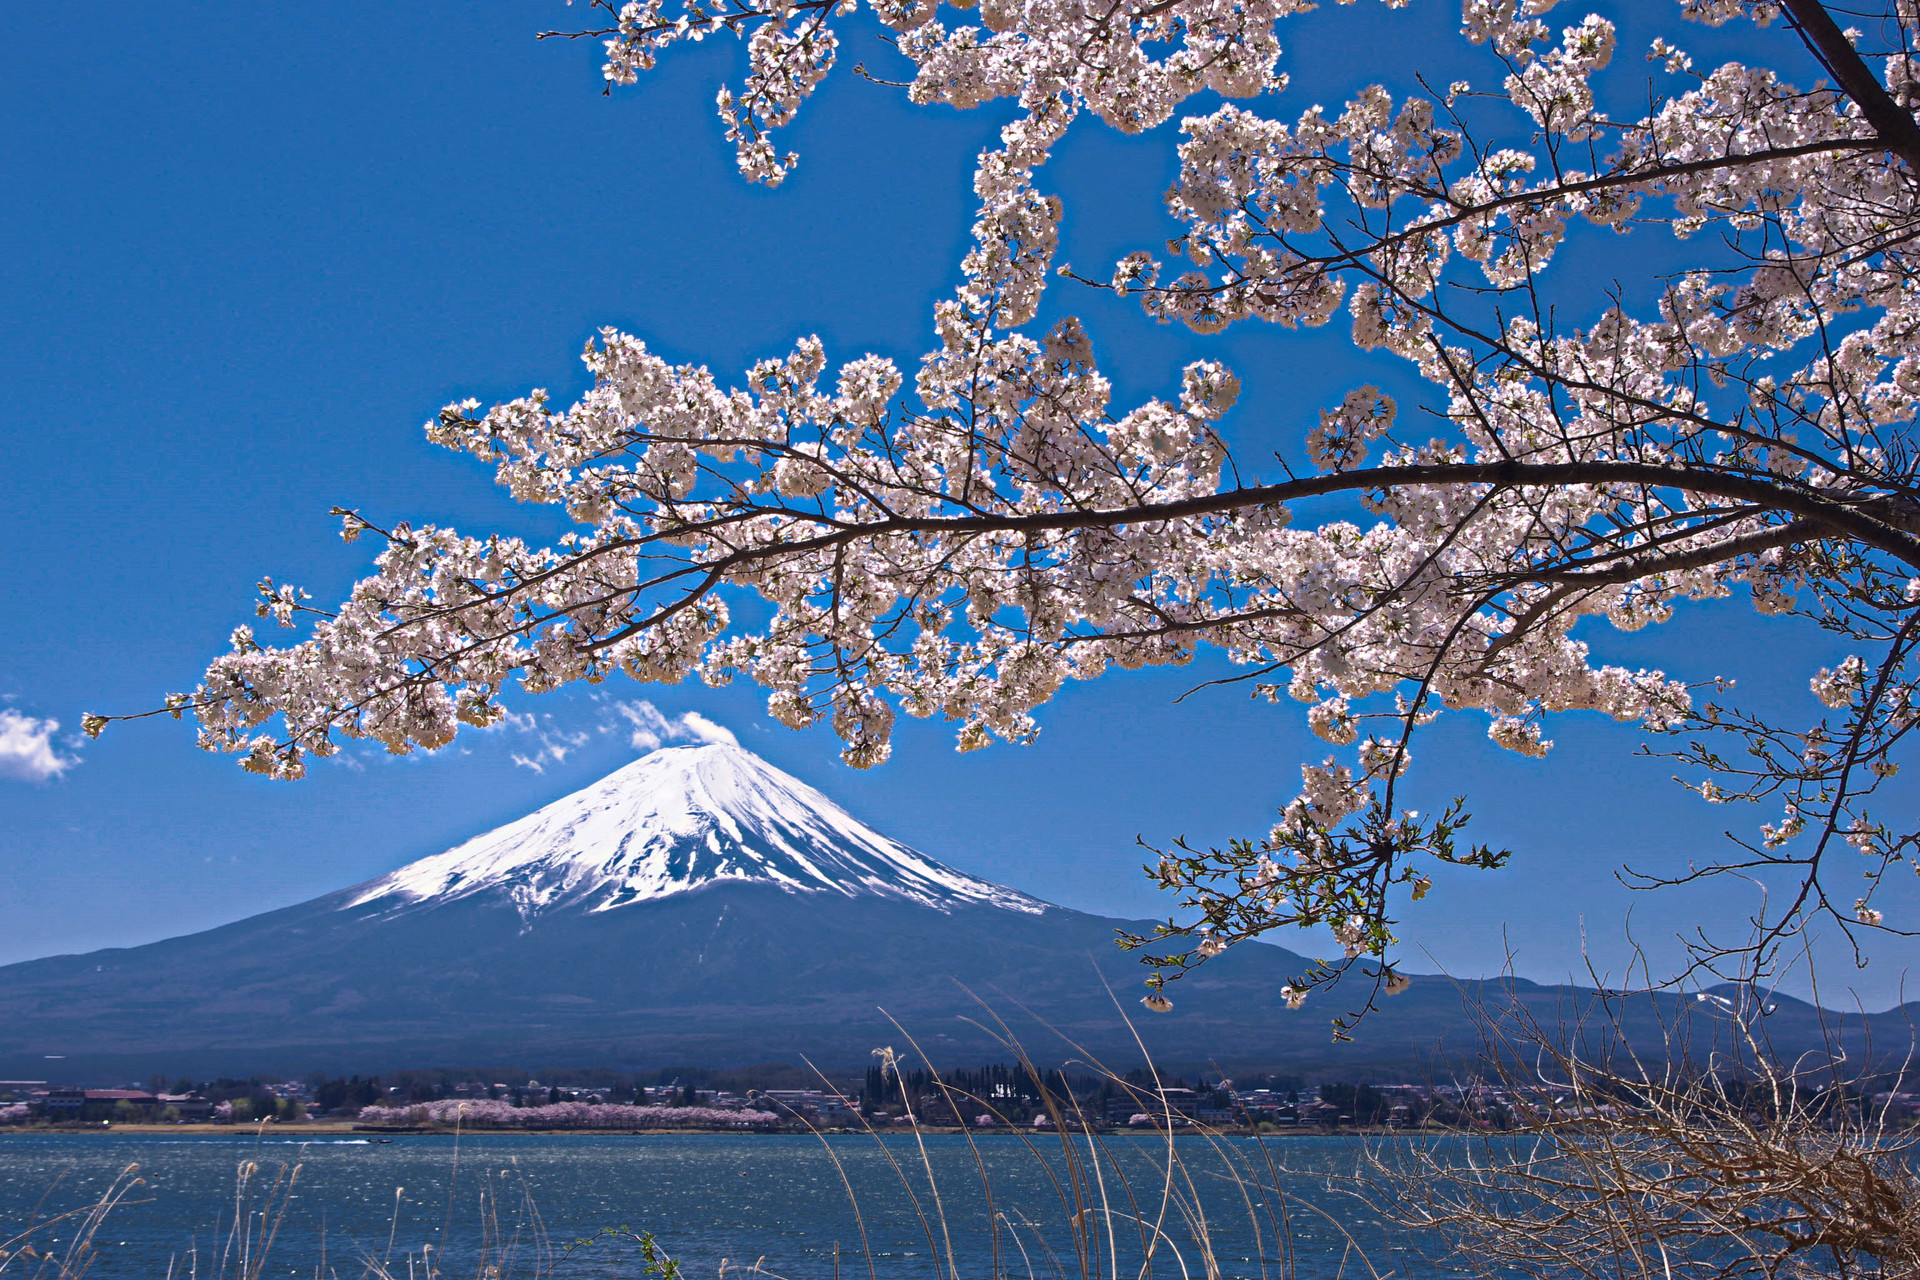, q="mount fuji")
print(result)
[0,744,1896,1078]
[345,744,1047,922]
